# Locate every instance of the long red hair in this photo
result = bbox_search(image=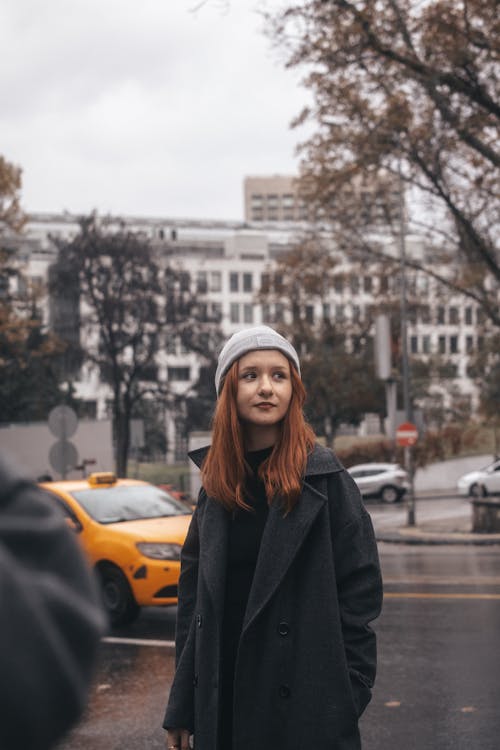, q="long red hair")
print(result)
[201,360,316,514]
